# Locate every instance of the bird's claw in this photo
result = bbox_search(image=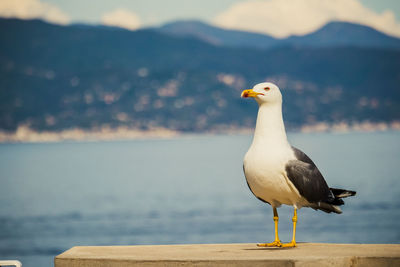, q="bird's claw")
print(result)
[257,240,283,247]
[281,241,296,248]
[257,240,296,248]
